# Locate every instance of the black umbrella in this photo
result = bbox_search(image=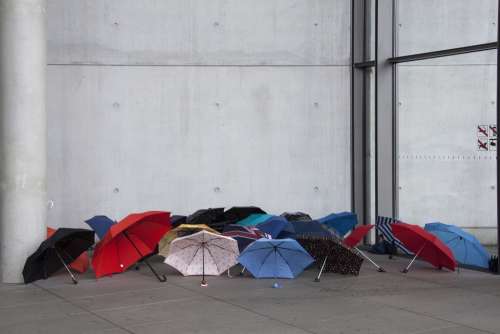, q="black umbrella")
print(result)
[296,236,364,280]
[224,206,267,222]
[187,208,233,232]
[170,215,187,228]
[281,211,312,222]
[23,228,95,284]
